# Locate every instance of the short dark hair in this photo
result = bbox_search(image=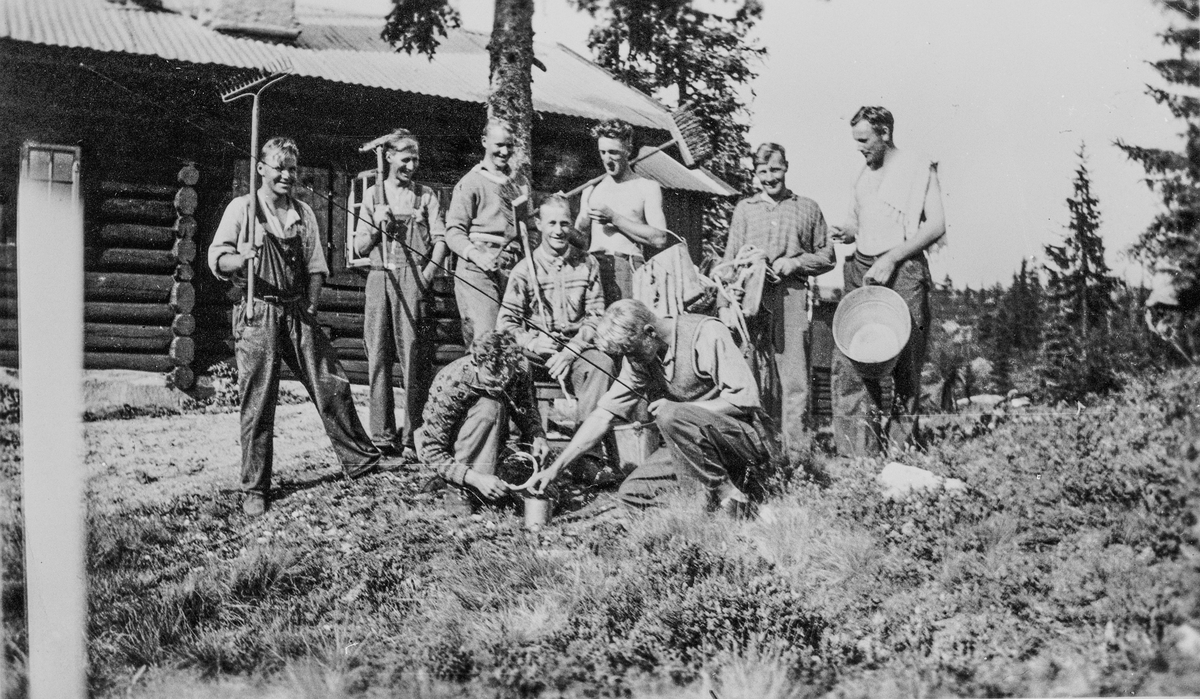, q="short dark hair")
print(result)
[851,106,894,139]
[470,330,524,378]
[590,119,636,152]
[537,193,572,219]
[753,142,787,167]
